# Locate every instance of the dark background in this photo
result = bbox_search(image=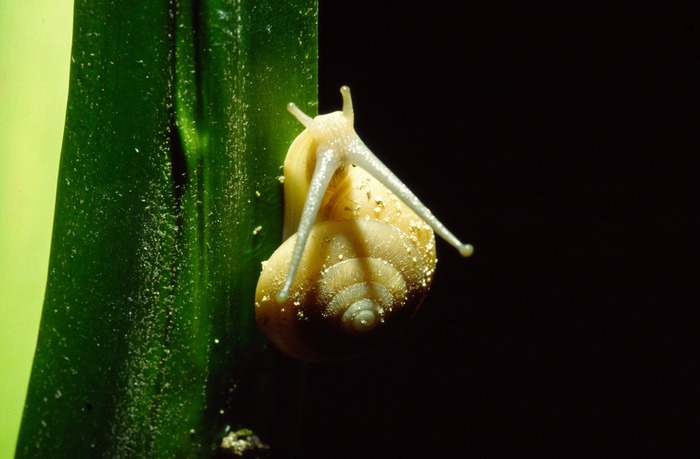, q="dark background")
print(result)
[297,3,697,458]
